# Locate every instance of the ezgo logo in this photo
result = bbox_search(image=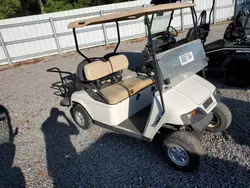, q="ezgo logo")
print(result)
[236,50,250,53]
